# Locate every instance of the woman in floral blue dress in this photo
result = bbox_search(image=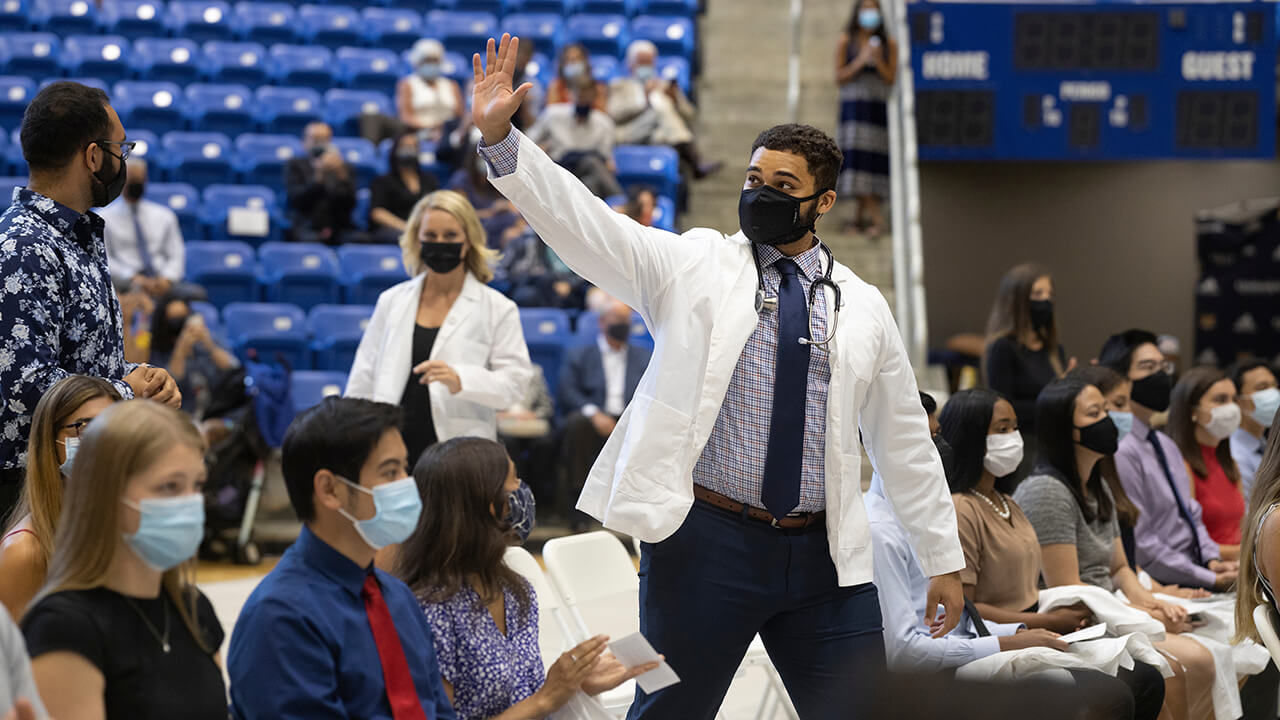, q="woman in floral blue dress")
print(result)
[391,436,656,719]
